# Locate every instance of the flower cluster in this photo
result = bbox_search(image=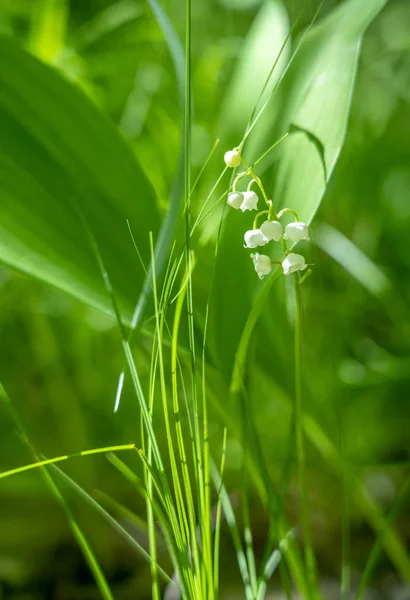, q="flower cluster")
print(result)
[224,147,310,280]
